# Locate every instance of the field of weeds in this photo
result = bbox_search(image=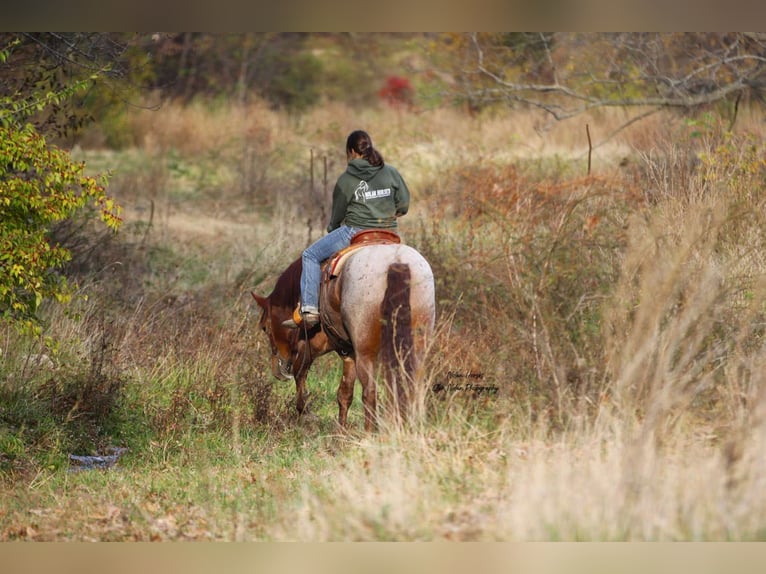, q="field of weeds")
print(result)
[1,99,766,541]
